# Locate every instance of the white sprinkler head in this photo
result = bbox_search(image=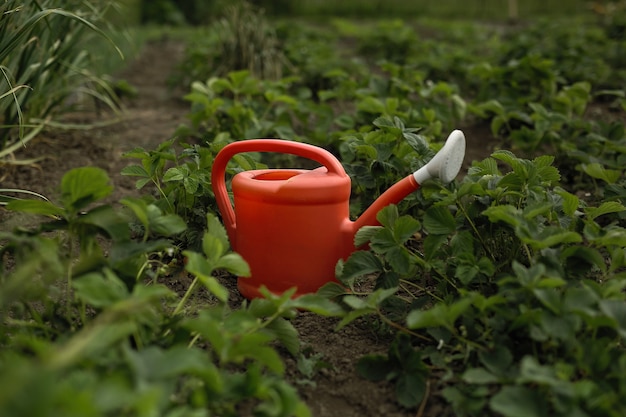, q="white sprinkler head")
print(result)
[413,130,466,185]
